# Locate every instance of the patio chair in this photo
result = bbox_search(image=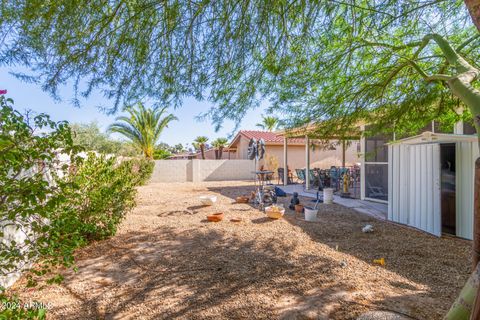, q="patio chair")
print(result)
[277,168,293,185]
[308,169,318,187]
[329,167,340,191]
[317,169,327,190]
[367,182,387,199]
[295,169,306,184]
